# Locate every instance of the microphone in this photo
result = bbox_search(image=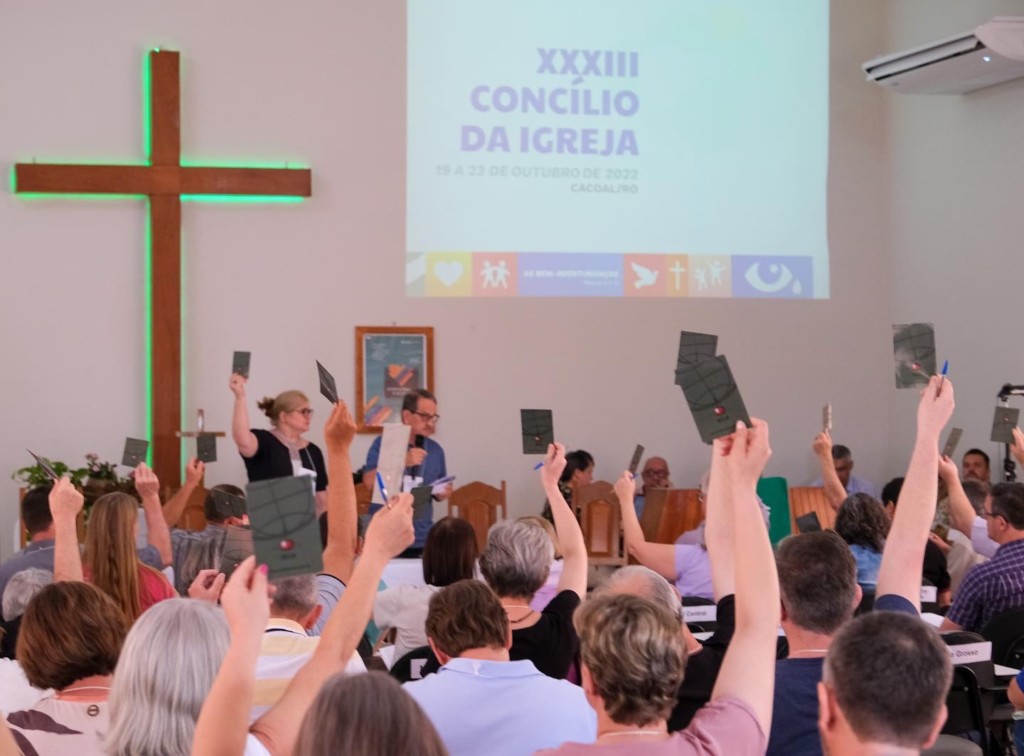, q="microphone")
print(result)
[410,434,426,477]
